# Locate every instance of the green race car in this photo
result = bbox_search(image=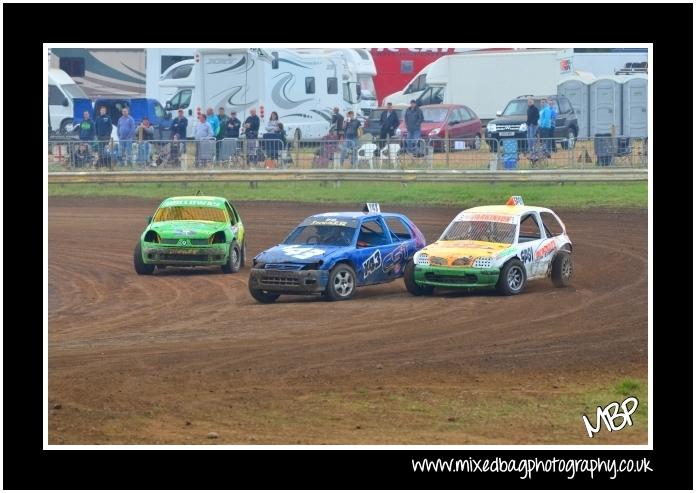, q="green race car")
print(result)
[134,196,246,275]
